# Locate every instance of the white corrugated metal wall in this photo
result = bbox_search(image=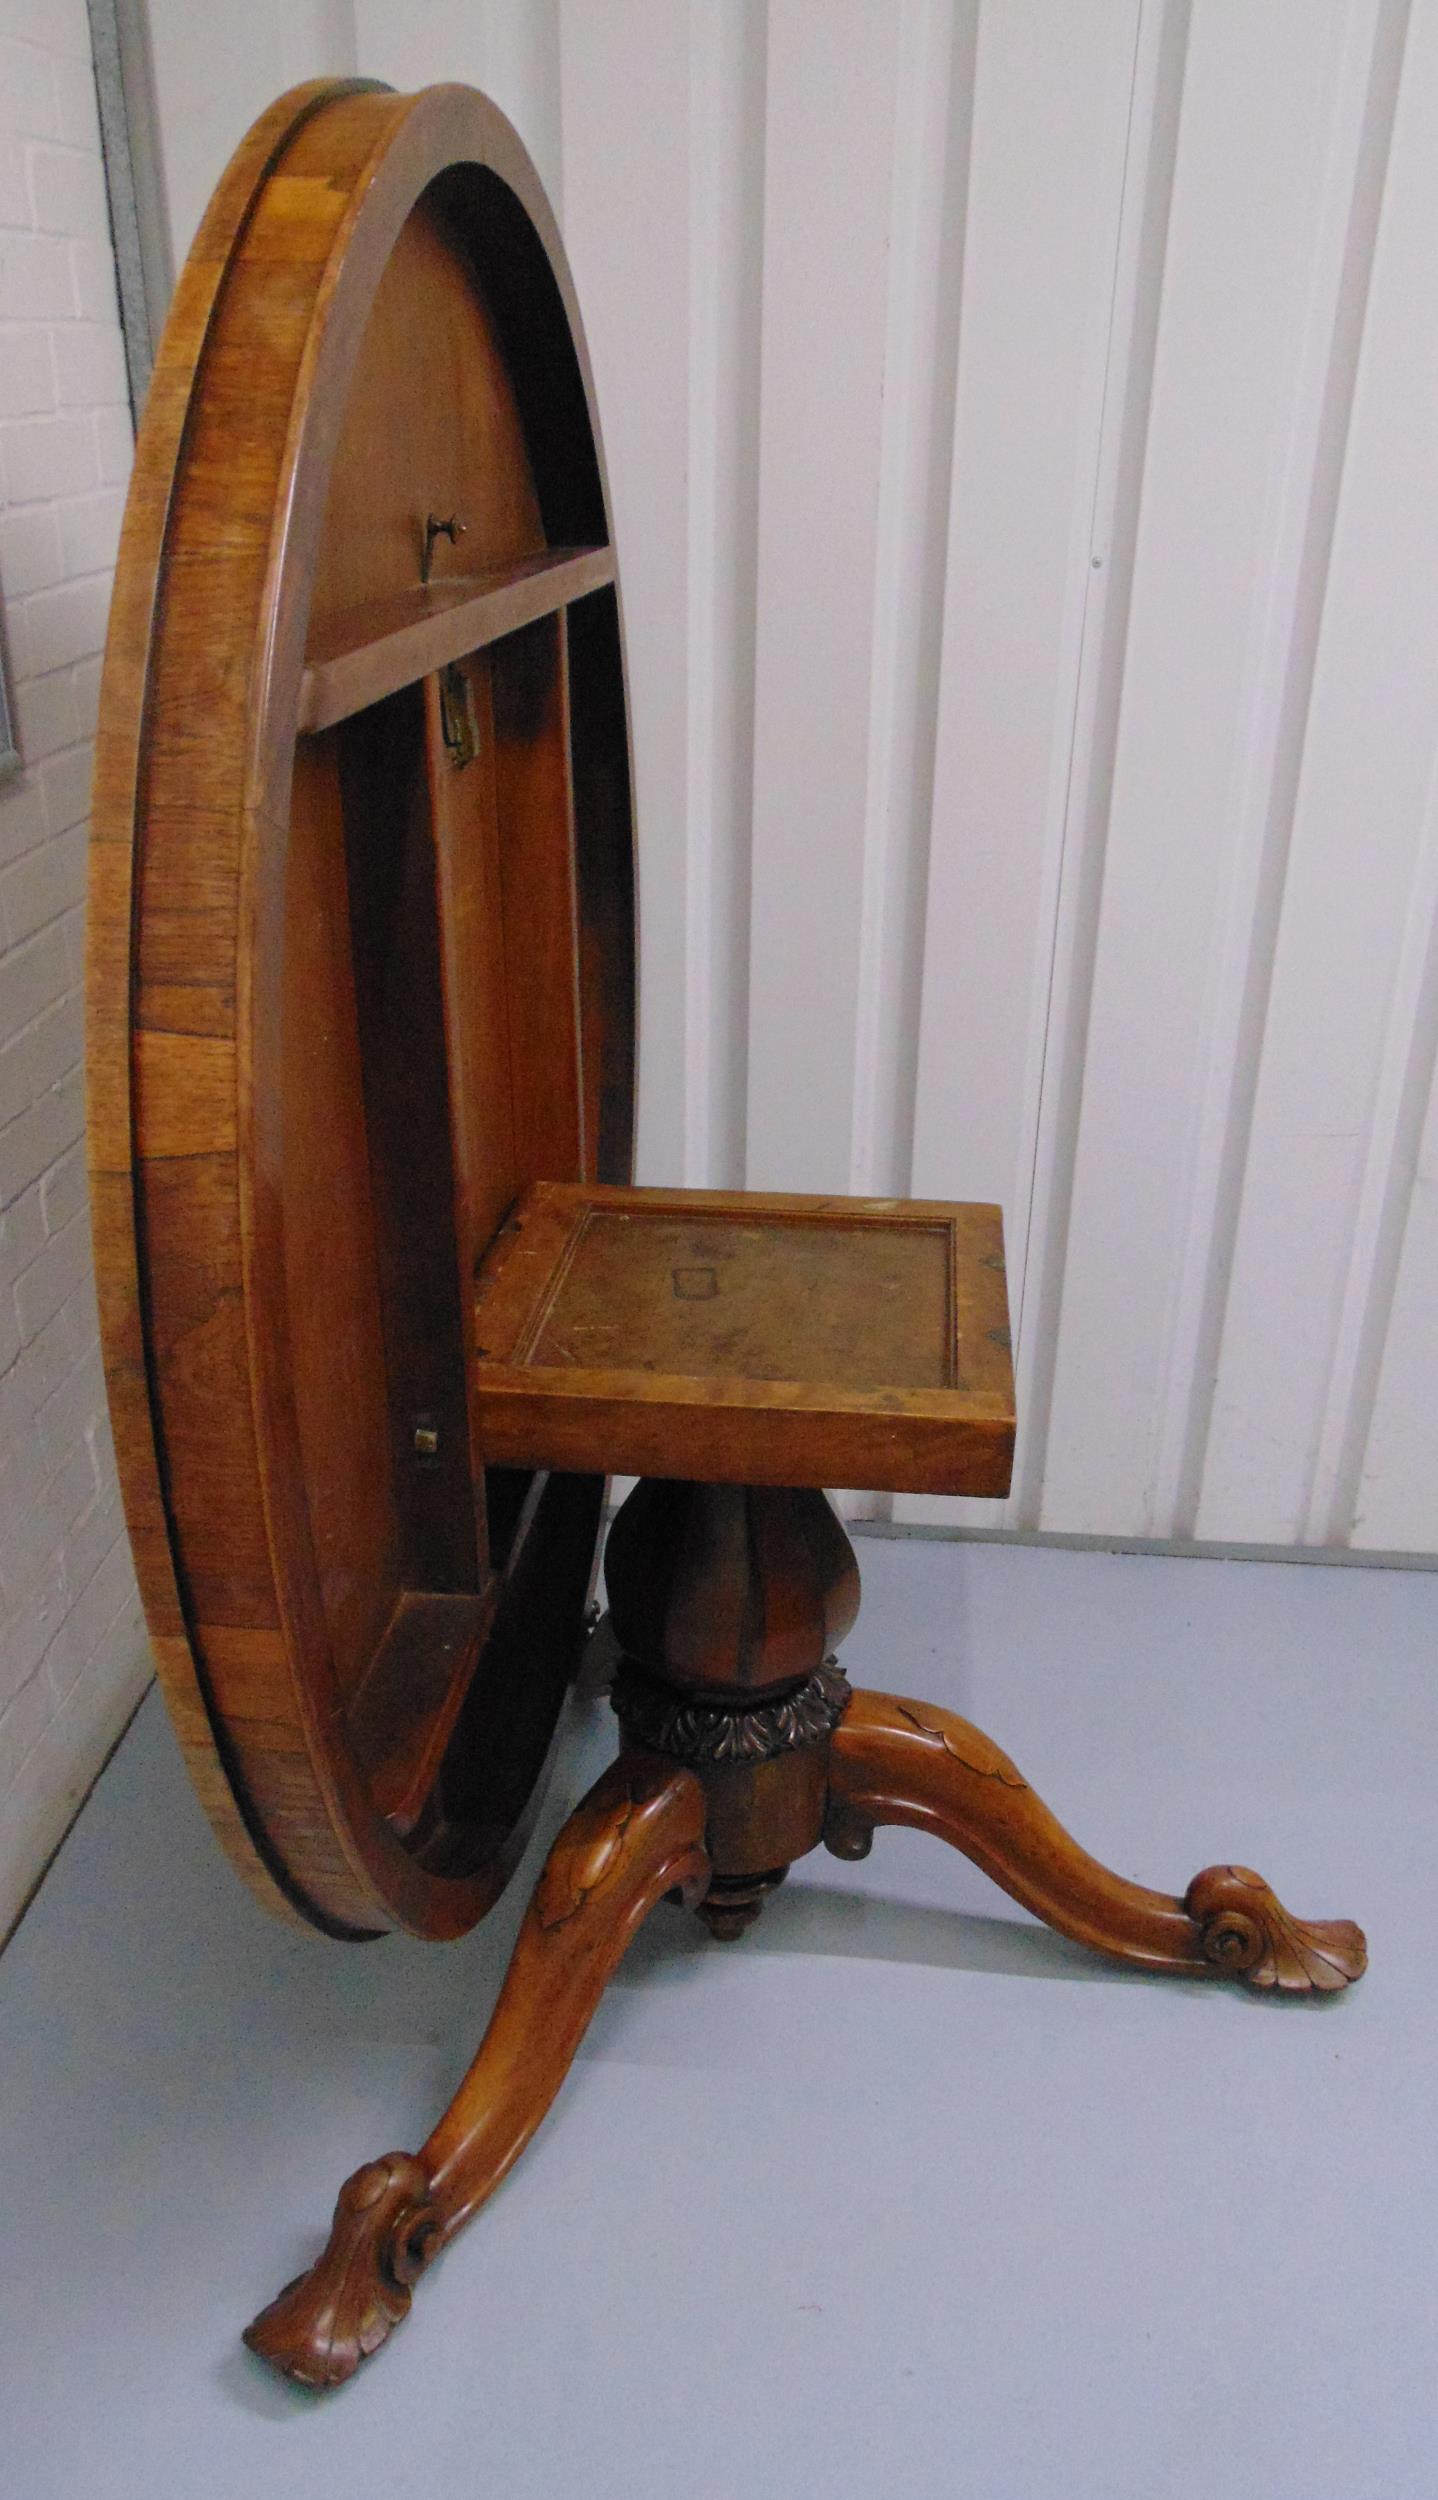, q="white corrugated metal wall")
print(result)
[146,0,1438,1556]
